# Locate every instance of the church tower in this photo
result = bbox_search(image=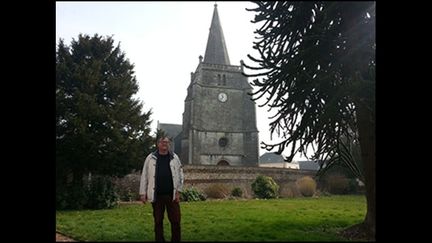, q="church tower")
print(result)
[180,4,259,166]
